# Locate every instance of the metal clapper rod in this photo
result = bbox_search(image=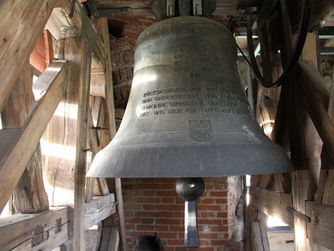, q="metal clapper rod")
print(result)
[185,200,199,247]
